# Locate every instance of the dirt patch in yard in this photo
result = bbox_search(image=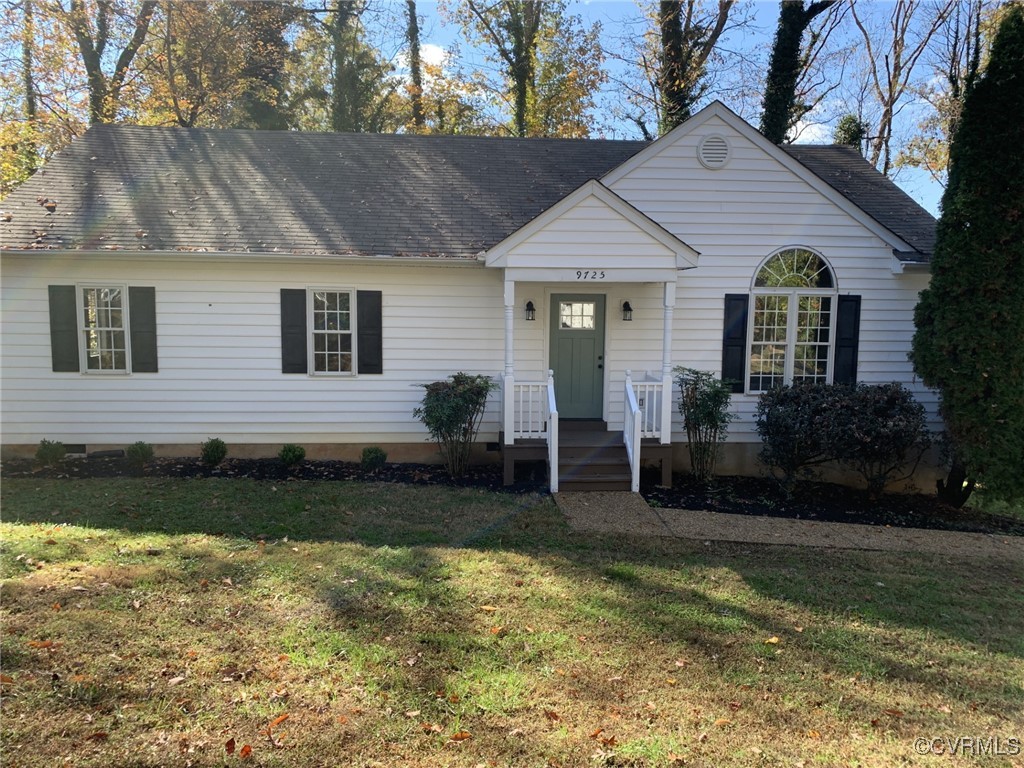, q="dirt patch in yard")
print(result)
[3,455,1021,537]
